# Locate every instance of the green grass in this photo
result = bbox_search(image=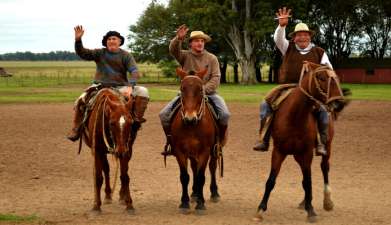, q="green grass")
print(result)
[0,213,39,222]
[1,83,390,104]
[341,84,391,101]
[1,61,390,103]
